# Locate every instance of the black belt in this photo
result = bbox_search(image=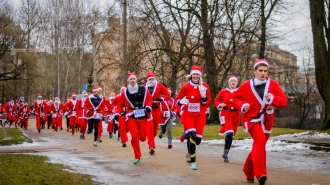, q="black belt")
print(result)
[223,107,238,112]
[127,107,144,110]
